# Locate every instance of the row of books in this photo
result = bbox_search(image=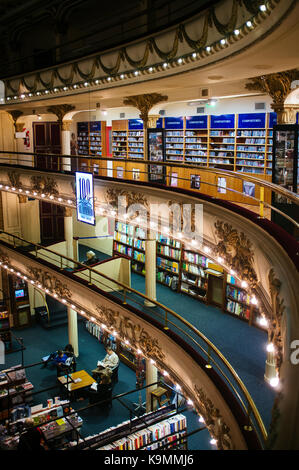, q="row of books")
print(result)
[183,252,209,267]
[98,414,187,450]
[156,236,181,248]
[156,271,178,287]
[132,262,146,275]
[181,271,206,285]
[115,222,134,236]
[182,263,206,276]
[237,146,265,151]
[157,257,179,273]
[226,301,251,320]
[237,130,266,137]
[134,239,145,250]
[181,283,206,297]
[114,242,132,257]
[114,232,133,246]
[226,286,250,305]
[157,245,181,260]
[133,250,145,263]
[85,321,117,349]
